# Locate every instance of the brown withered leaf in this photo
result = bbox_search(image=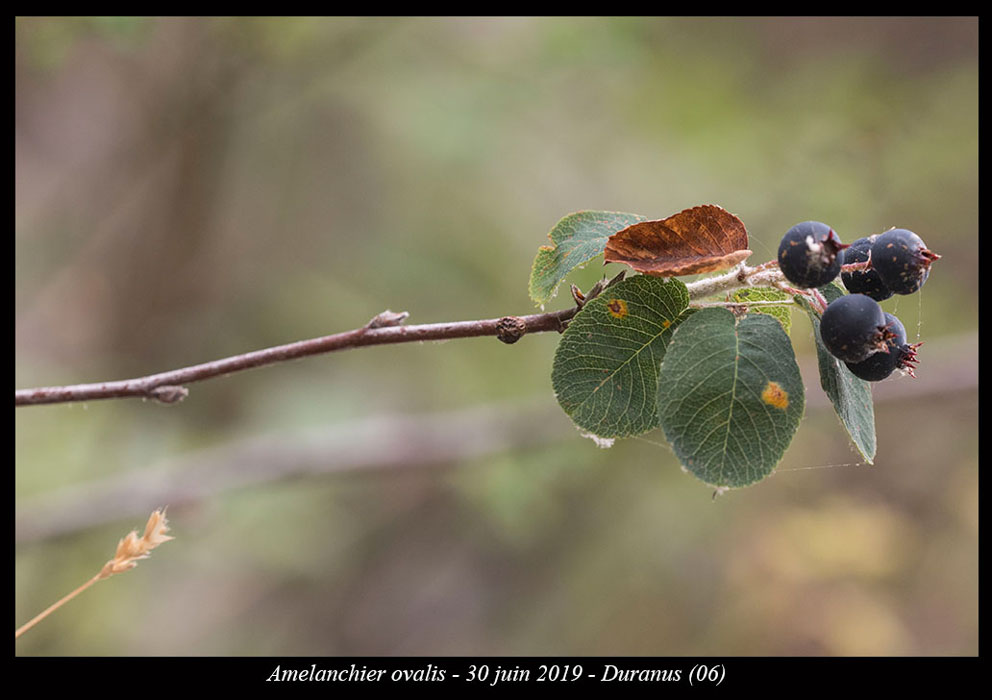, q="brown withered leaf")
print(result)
[604,204,752,277]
